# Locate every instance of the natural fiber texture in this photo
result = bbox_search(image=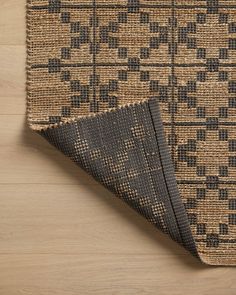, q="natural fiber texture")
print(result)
[27,0,236,265]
